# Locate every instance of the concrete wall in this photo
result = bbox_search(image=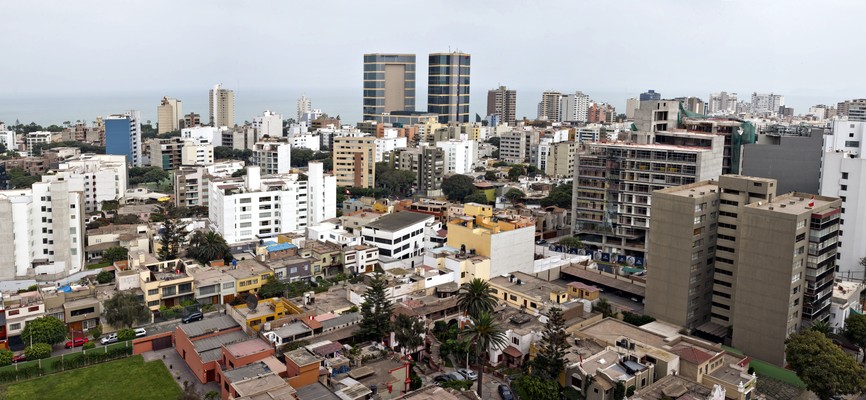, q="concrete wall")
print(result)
[742,131,823,194]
